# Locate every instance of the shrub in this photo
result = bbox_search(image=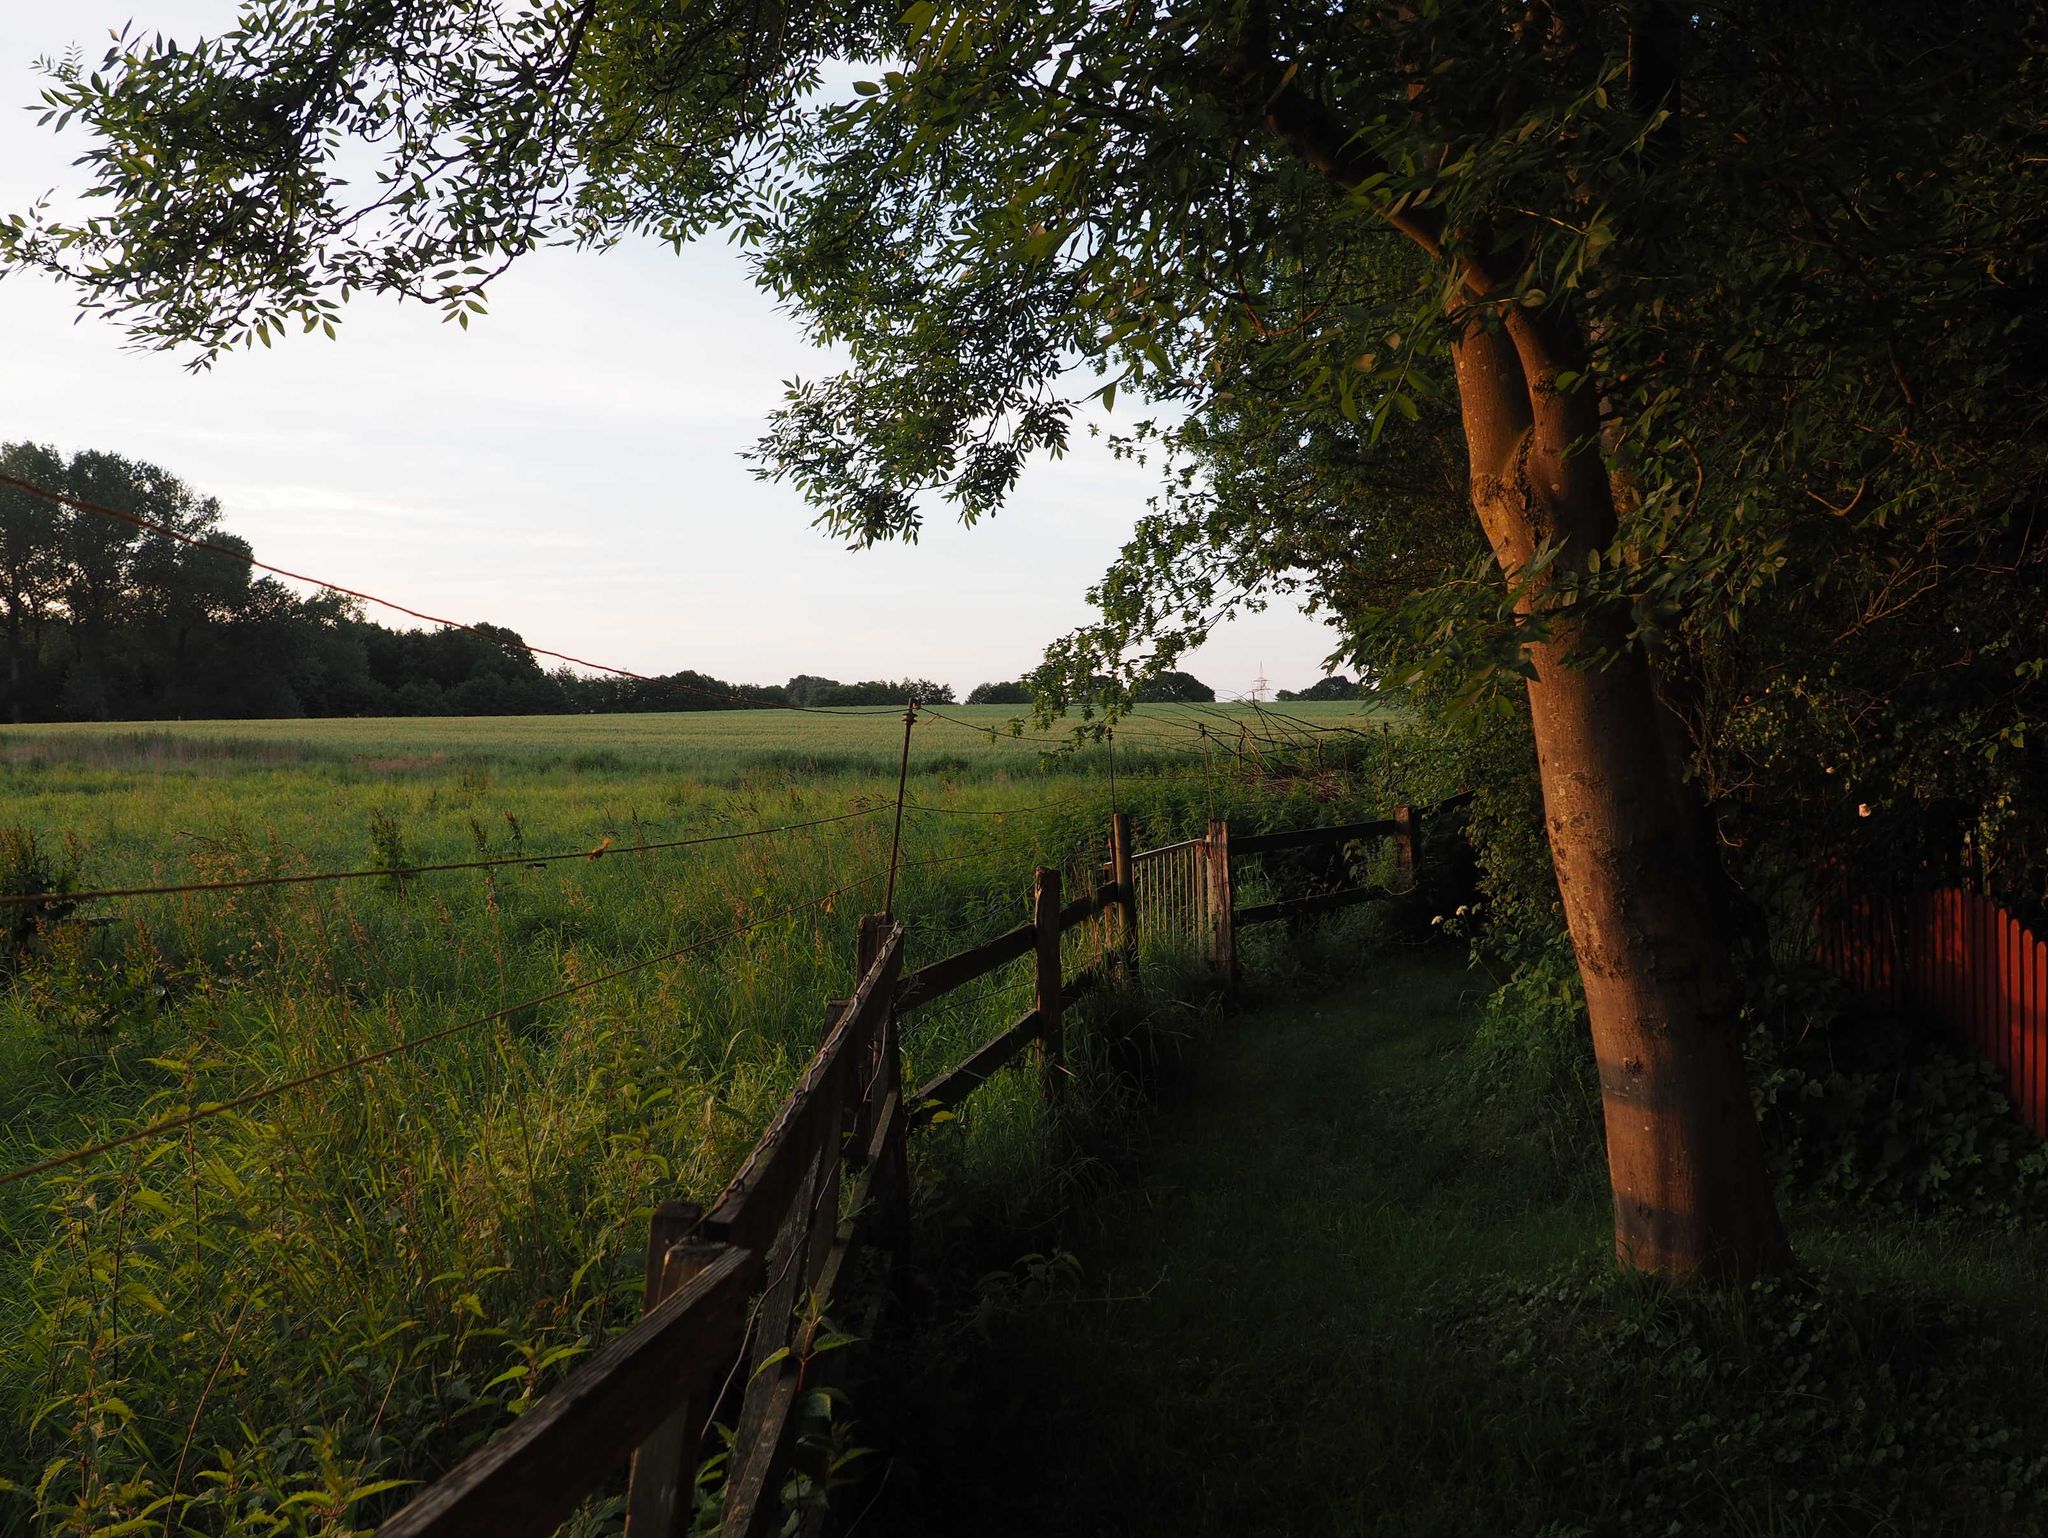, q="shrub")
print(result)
[1436,1264,2048,1536]
[1749,987,2048,1220]
[0,825,79,960]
